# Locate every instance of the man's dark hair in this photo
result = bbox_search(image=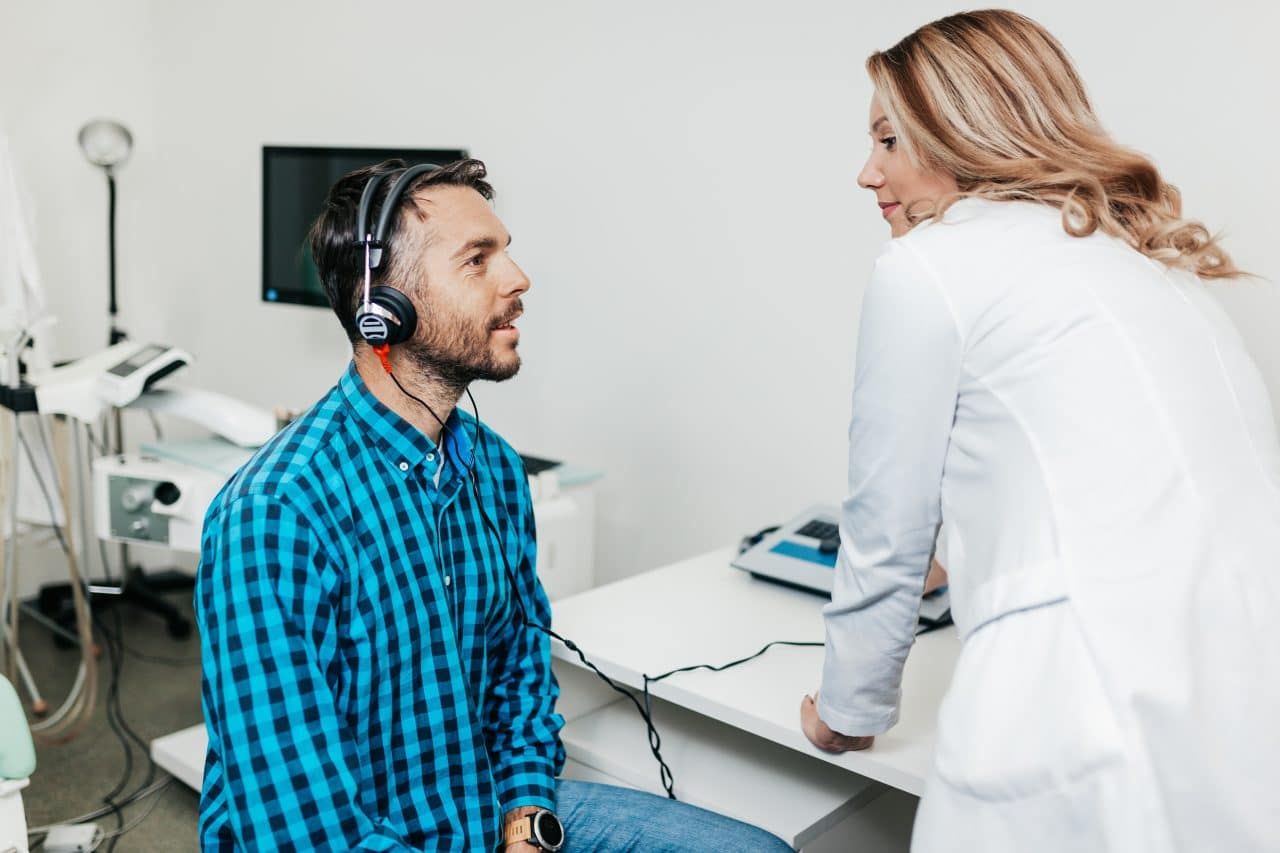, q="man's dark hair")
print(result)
[308,158,494,343]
